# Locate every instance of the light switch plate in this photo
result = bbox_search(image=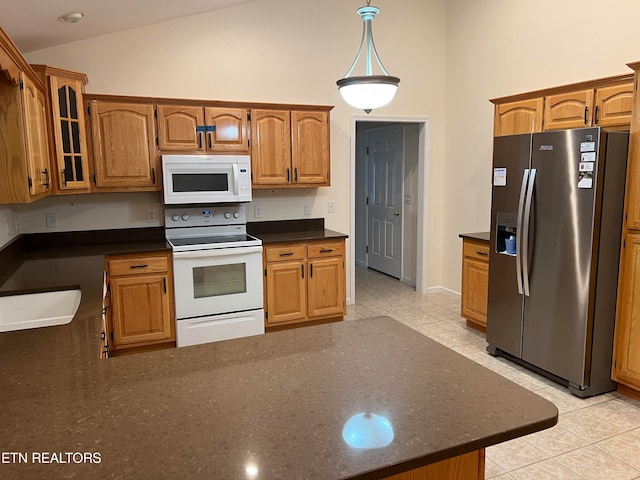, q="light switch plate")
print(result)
[327,201,335,213]
[254,205,262,218]
[304,204,311,216]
